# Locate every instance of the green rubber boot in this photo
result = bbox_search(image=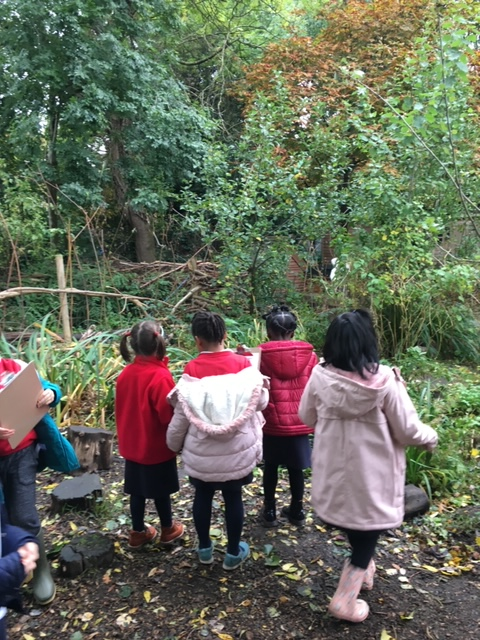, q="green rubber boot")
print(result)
[31,529,56,605]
